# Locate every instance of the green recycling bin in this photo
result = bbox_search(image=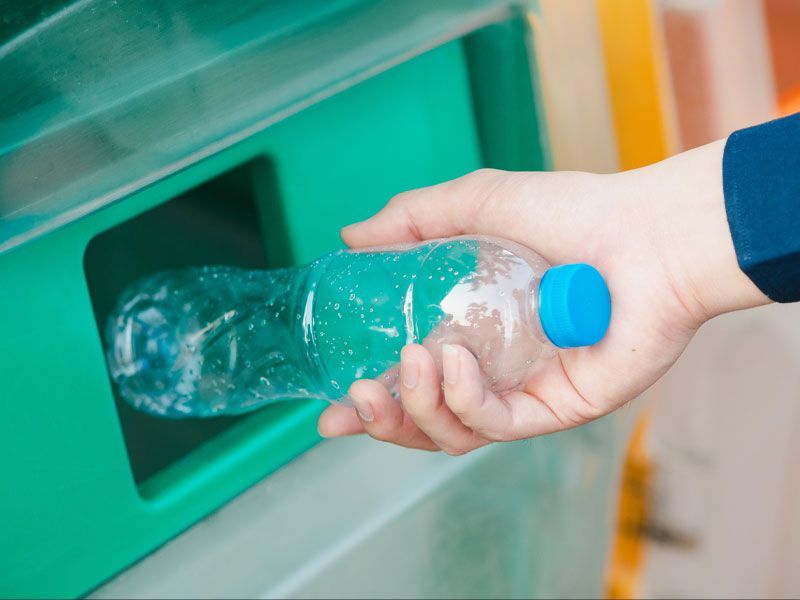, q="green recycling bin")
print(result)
[0,1,567,596]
